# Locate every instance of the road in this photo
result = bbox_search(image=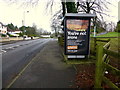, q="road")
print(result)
[97,32,107,36]
[1,38,52,88]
